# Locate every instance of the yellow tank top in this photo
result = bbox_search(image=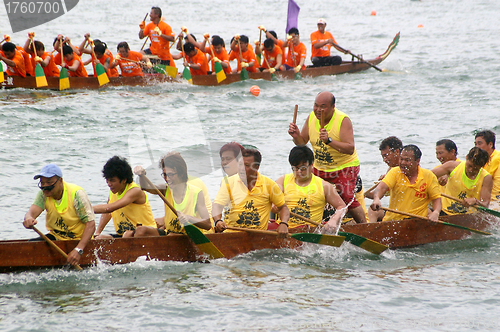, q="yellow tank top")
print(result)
[443,161,488,215]
[45,182,87,240]
[108,182,156,235]
[283,173,325,228]
[164,183,208,234]
[308,109,359,172]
